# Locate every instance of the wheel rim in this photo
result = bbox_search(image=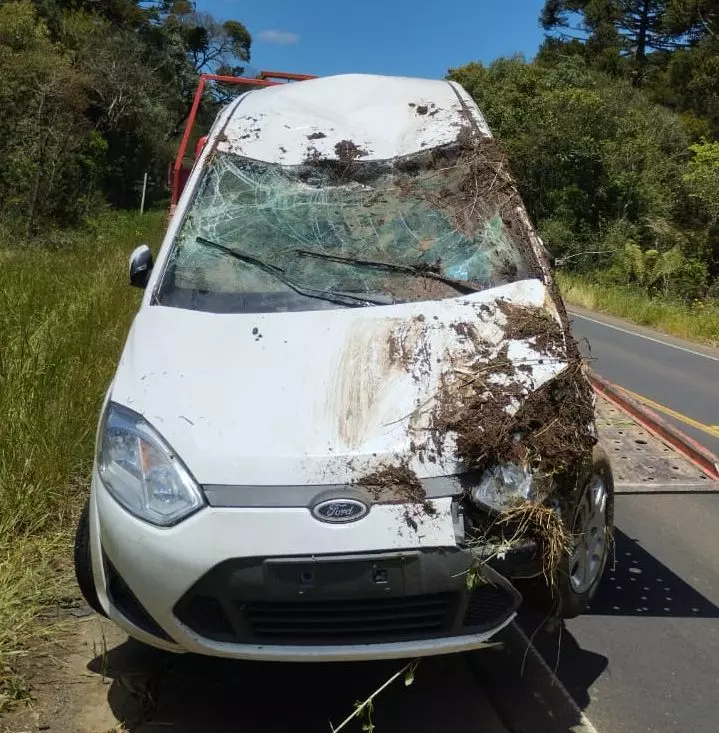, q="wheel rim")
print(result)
[569,473,608,594]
